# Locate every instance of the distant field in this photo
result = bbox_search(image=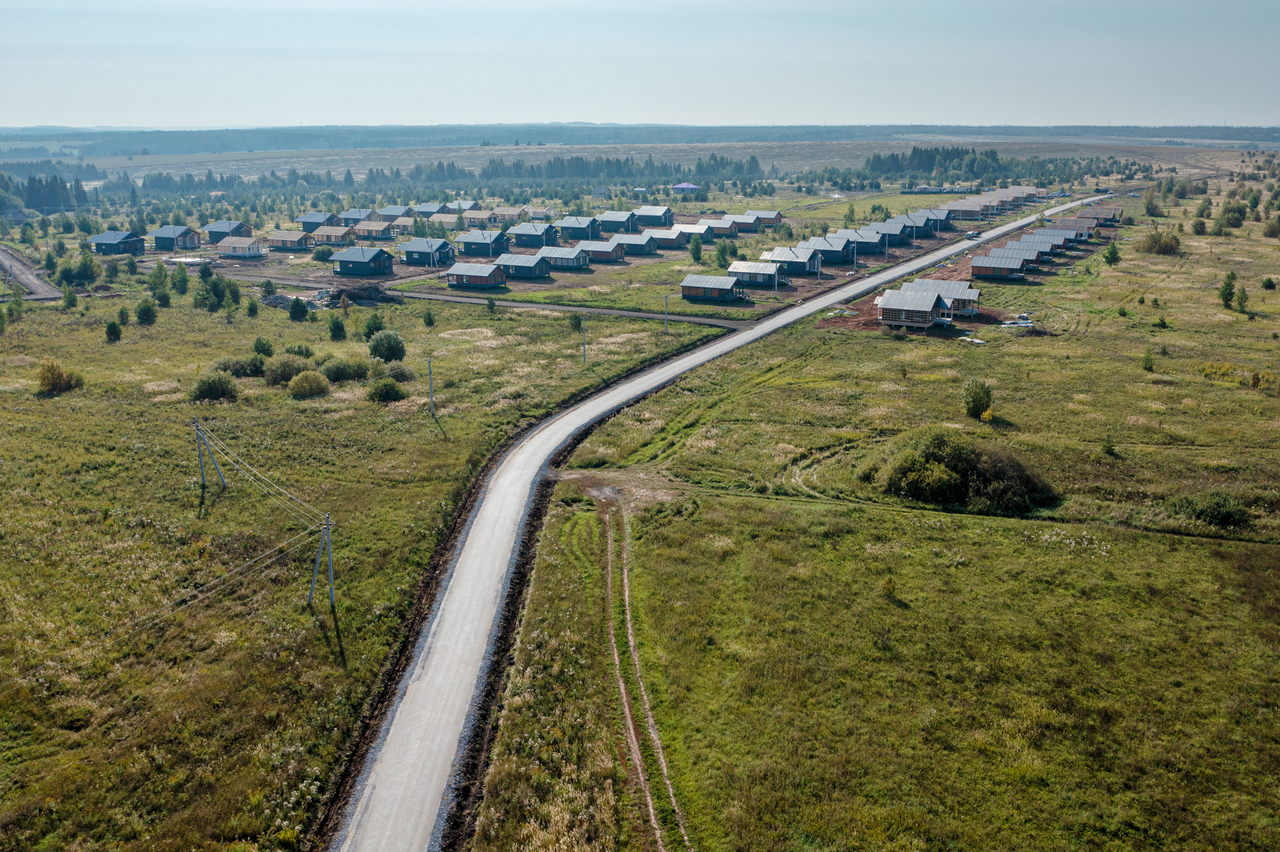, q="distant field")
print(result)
[472,180,1280,848]
[64,139,1242,181]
